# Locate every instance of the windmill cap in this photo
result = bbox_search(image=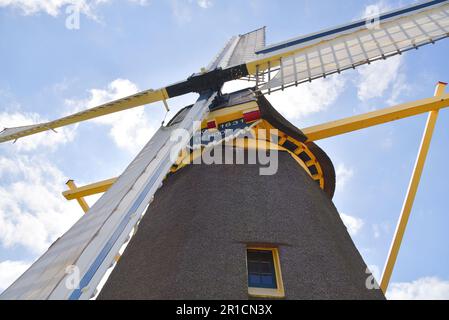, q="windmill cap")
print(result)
[438,81,448,85]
